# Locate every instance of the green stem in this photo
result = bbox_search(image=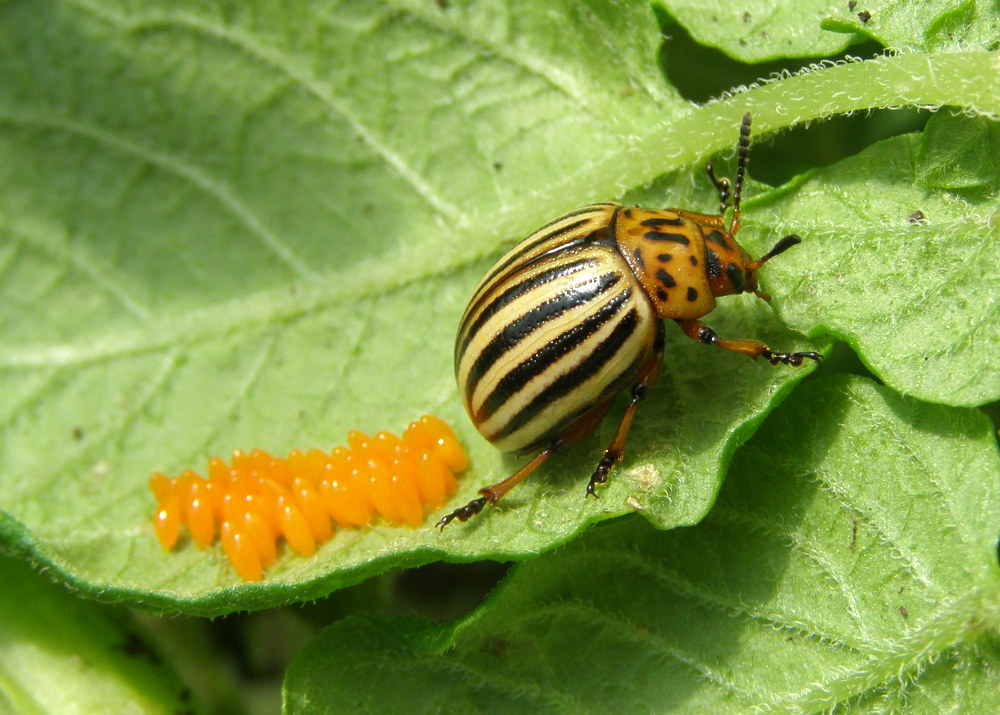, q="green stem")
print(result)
[482,51,1000,241]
